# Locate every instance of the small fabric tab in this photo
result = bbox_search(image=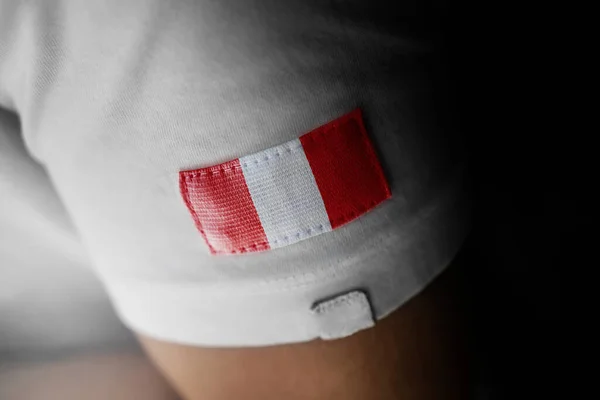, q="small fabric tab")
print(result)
[311,290,375,340]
